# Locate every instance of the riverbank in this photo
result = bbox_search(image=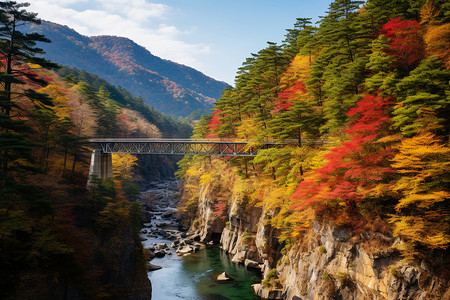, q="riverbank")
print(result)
[139,180,261,300]
[180,162,450,300]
